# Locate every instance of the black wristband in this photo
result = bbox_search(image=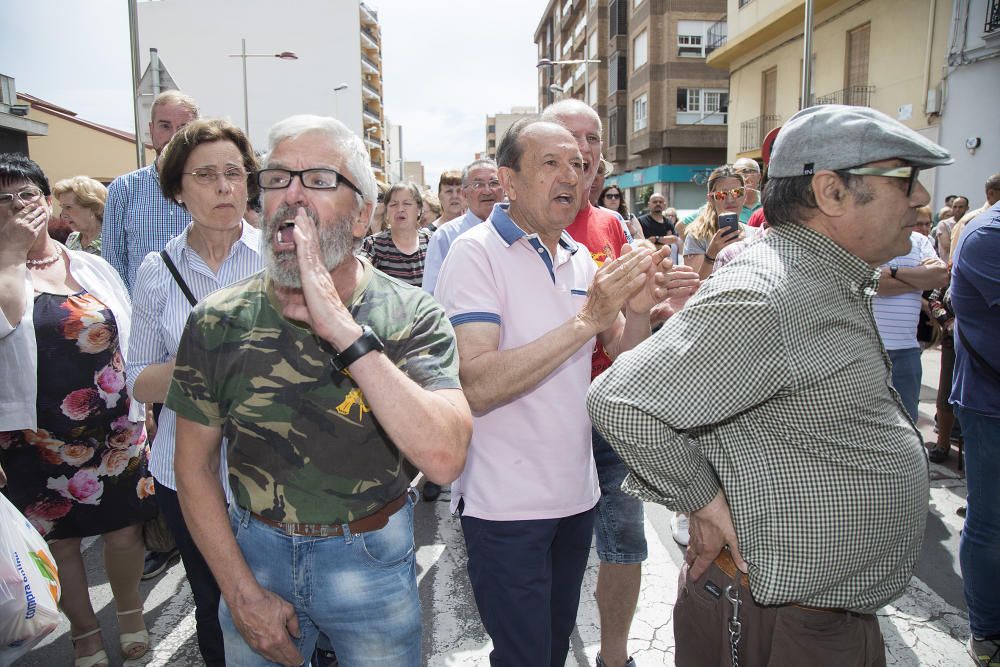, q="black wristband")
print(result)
[704,254,716,263]
[330,326,384,374]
